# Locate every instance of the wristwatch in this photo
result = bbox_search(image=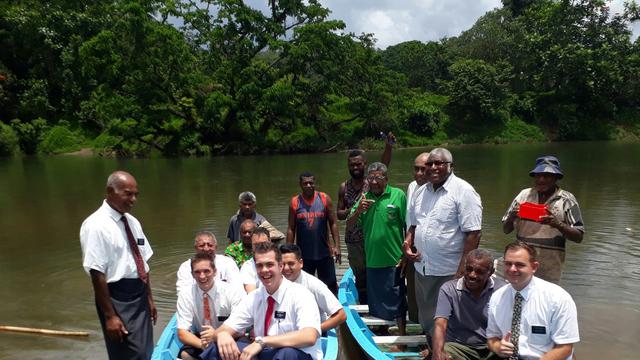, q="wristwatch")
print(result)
[254,336,265,348]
